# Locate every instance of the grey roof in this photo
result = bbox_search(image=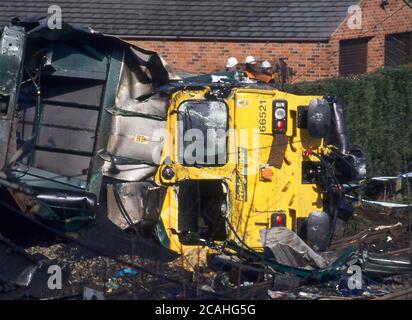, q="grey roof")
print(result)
[0,0,358,40]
